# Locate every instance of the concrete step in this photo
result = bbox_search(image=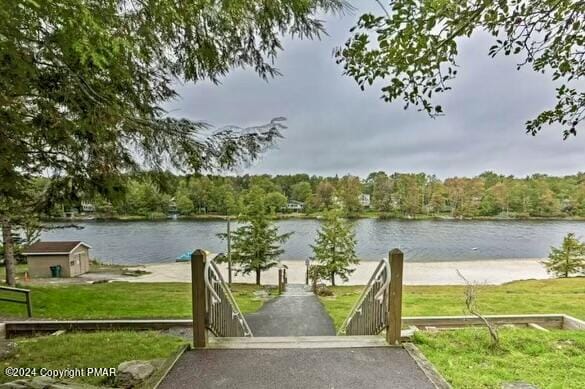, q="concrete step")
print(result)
[208,335,398,349]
